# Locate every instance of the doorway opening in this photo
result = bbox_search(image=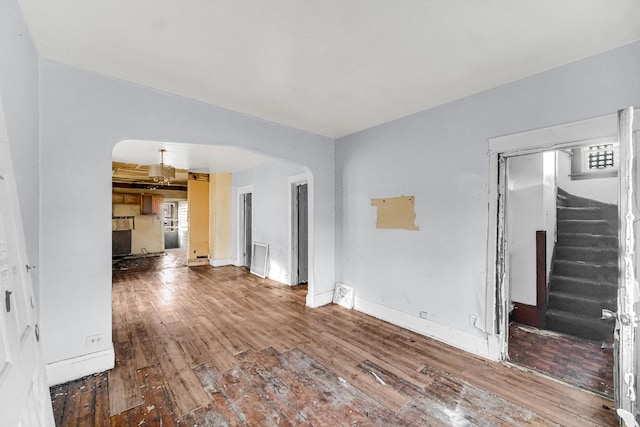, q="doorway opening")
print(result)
[238,188,253,269]
[488,109,640,417]
[291,181,309,285]
[163,201,180,249]
[112,140,317,304]
[503,145,617,398]
[162,200,188,266]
